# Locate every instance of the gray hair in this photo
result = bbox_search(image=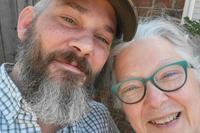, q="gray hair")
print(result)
[101,17,200,108]
[112,17,200,81]
[33,0,51,17]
